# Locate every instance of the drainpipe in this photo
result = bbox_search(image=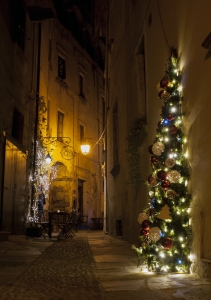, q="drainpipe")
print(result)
[104,0,110,233]
[31,22,41,214]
